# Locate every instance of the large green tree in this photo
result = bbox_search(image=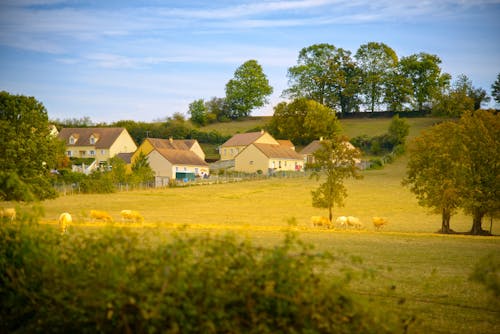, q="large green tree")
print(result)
[404,122,464,233]
[404,110,499,235]
[492,73,500,104]
[269,98,339,145]
[0,91,65,201]
[458,110,500,234]
[225,60,273,119]
[399,52,450,111]
[284,43,361,113]
[355,42,398,112]
[310,136,362,222]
